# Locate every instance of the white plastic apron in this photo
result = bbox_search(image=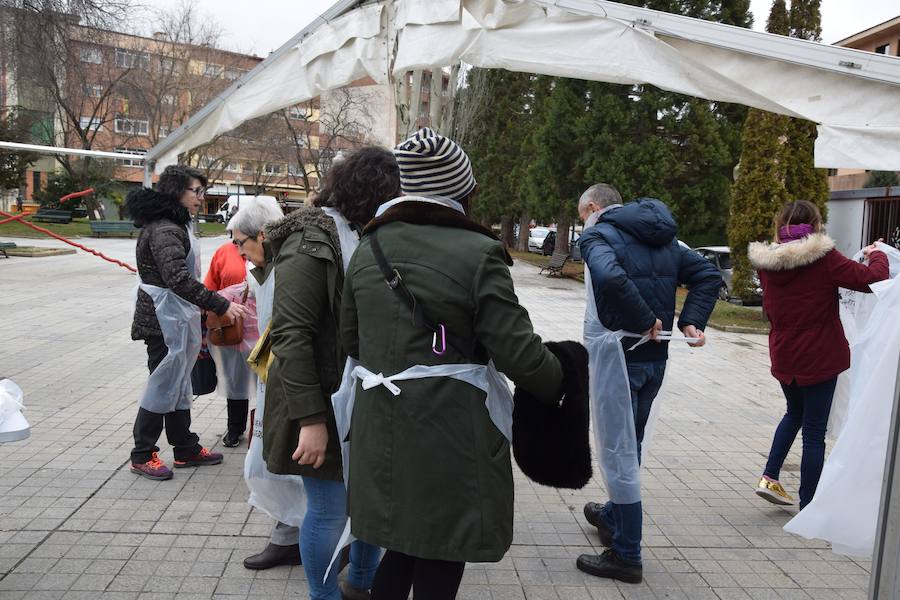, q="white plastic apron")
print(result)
[244,267,308,527]
[785,265,900,557]
[243,209,361,529]
[325,357,514,580]
[138,226,202,413]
